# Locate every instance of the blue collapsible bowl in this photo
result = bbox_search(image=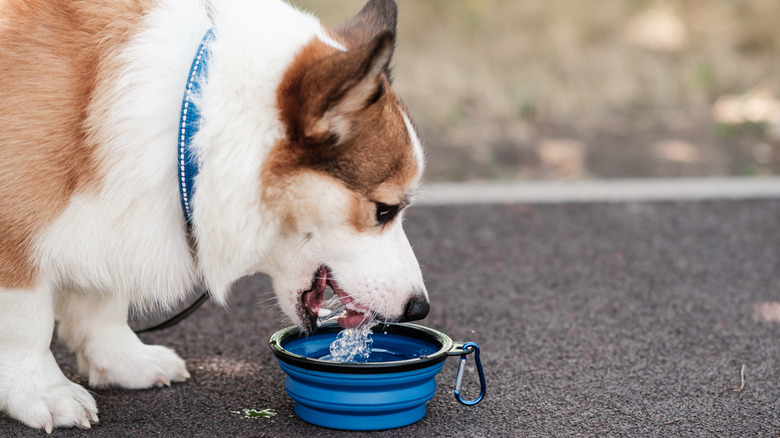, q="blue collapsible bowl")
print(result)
[269,323,485,431]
